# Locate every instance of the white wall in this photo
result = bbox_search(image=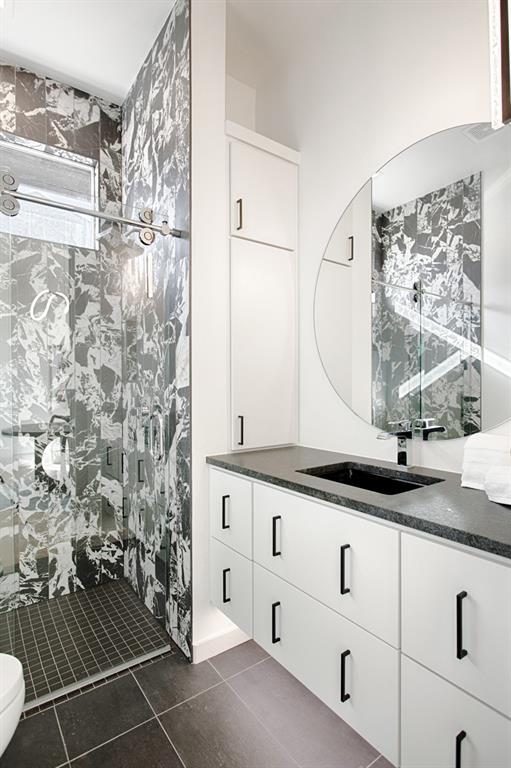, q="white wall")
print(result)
[226,75,256,129]
[190,0,248,661]
[250,0,510,471]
